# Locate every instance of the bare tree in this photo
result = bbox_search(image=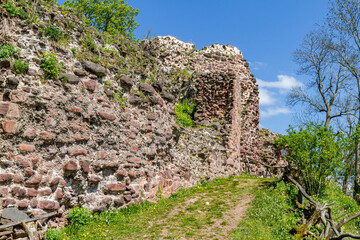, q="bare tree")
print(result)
[325,0,360,200]
[290,28,352,130]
